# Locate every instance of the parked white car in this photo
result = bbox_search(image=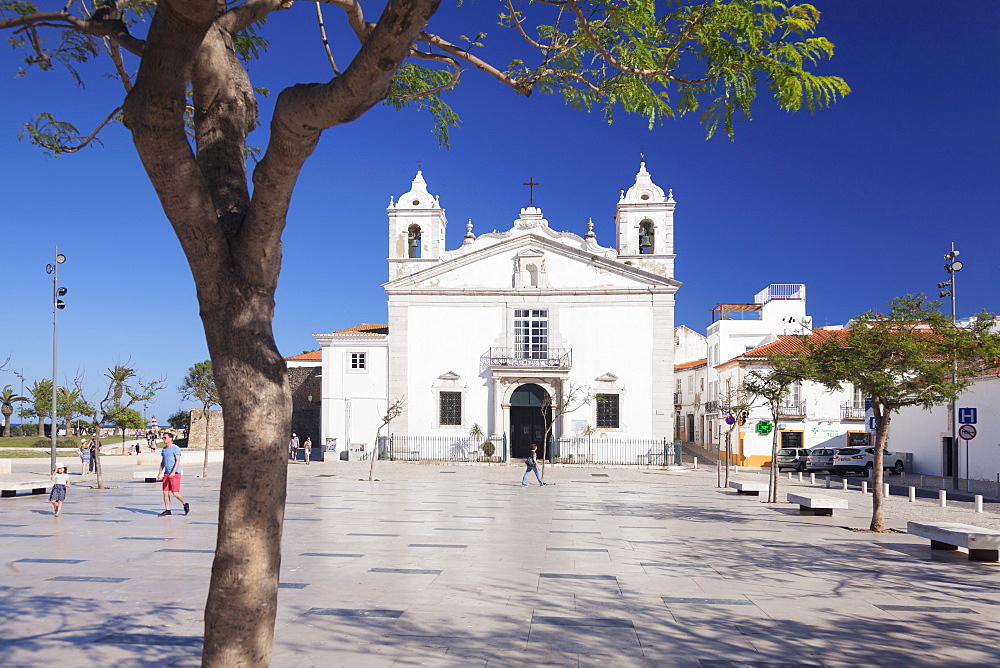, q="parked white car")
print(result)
[832,447,905,475]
